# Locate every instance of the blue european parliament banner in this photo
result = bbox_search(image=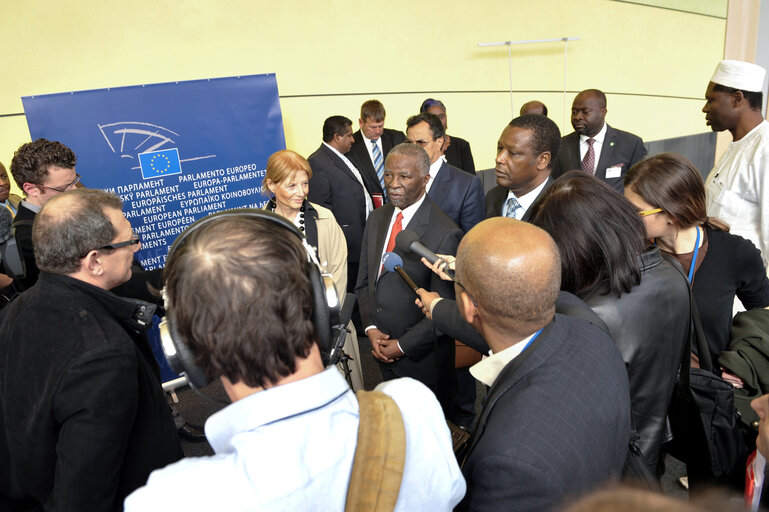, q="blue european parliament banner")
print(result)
[22,74,284,270]
[22,74,285,382]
